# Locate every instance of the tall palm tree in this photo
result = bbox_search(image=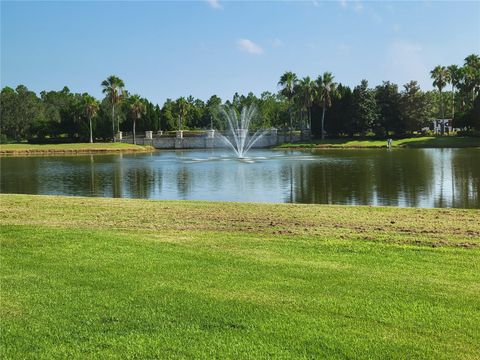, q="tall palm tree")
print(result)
[447,65,460,119]
[278,71,298,140]
[129,95,146,145]
[296,77,316,131]
[430,65,449,133]
[82,94,99,143]
[316,72,338,140]
[101,75,125,141]
[463,54,480,101]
